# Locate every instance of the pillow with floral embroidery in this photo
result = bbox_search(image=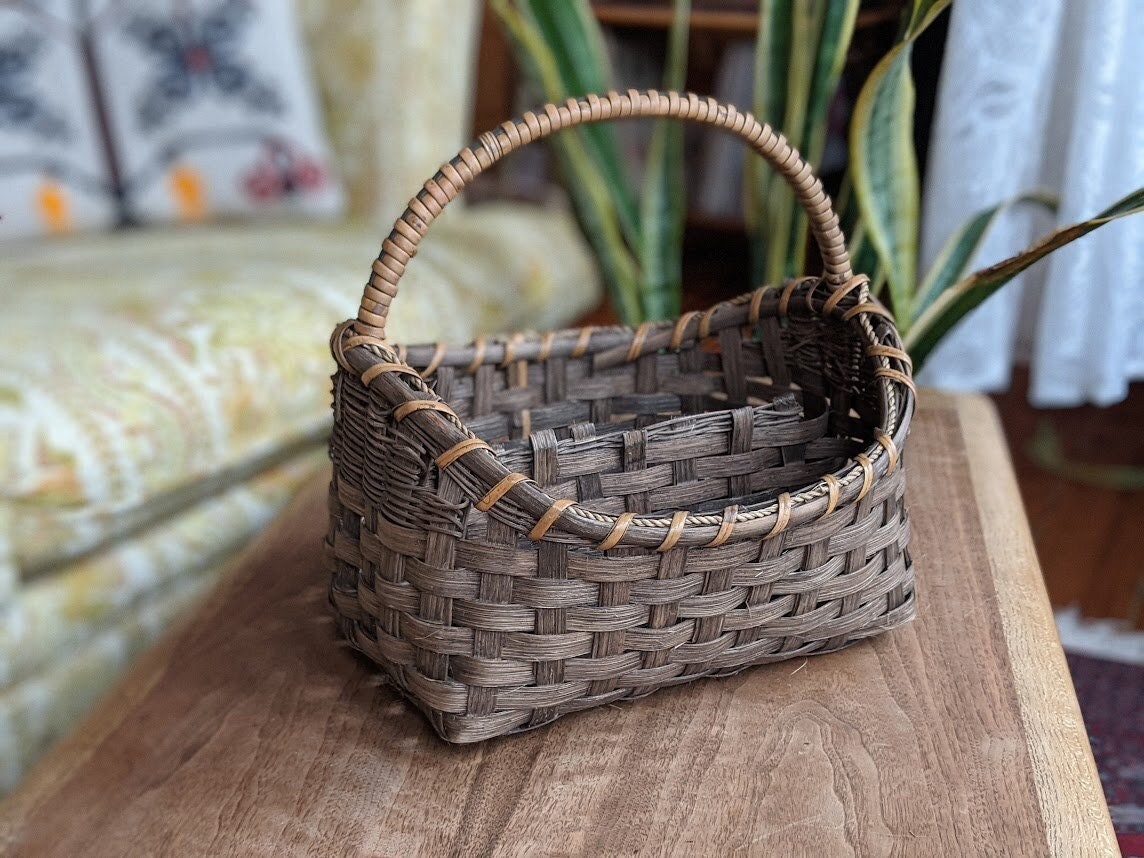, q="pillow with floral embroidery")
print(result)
[91,0,343,225]
[0,1,117,240]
